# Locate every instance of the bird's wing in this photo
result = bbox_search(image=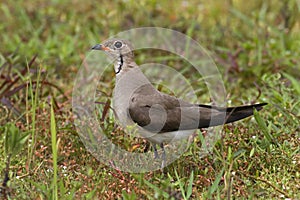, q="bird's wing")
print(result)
[128,86,267,133]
